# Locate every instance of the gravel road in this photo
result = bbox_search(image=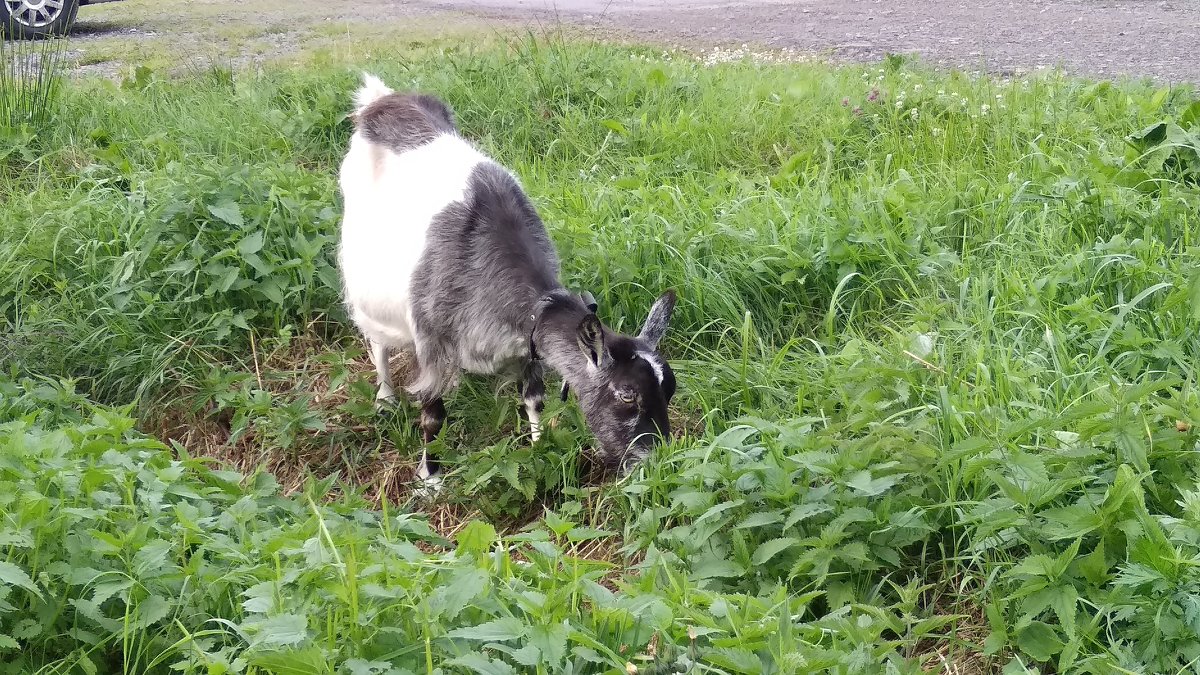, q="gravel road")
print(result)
[65,0,1200,83]
[415,0,1200,83]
